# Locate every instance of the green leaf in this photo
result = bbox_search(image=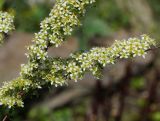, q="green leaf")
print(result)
[131,77,145,90]
[83,16,112,38]
[151,112,160,121]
